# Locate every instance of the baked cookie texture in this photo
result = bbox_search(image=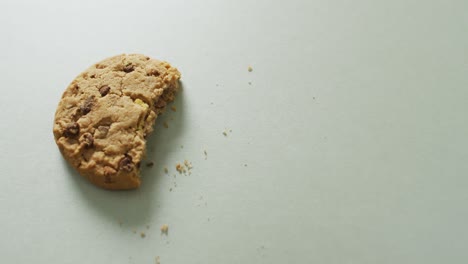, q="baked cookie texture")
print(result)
[53,54,181,190]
